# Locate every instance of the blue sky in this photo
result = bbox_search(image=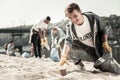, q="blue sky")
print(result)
[0,0,120,28]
